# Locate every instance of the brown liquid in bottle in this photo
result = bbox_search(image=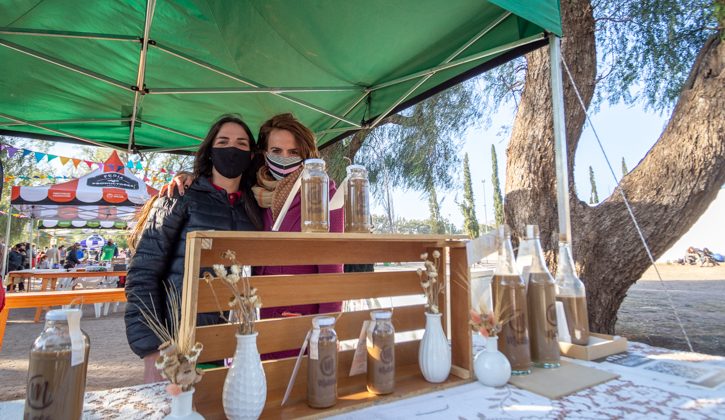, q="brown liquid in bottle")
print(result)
[345,178,371,233]
[307,339,338,408]
[526,276,560,367]
[24,347,90,420]
[496,279,532,374]
[367,329,395,394]
[557,296,590,345]
[301,177,329,232]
